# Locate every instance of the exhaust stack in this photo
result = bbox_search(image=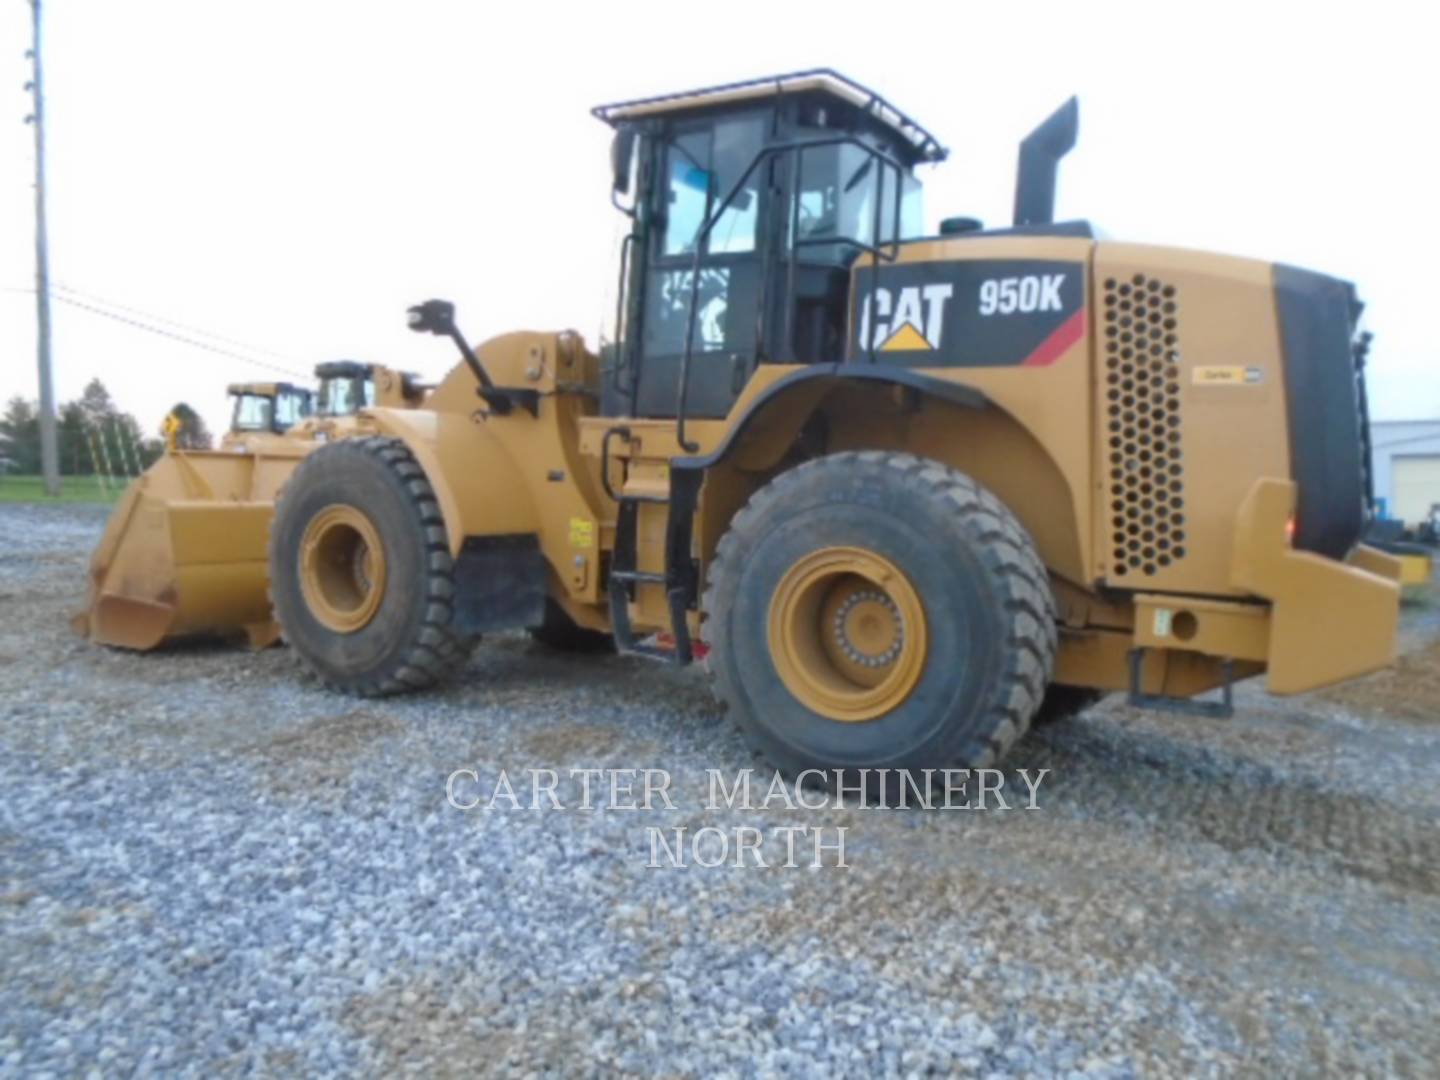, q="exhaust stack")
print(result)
[1013,97,1078,227]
